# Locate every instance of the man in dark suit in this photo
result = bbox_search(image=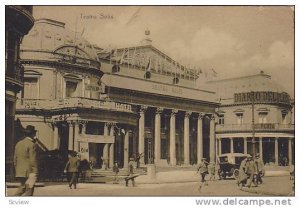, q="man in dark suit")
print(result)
[14,125,38,196]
